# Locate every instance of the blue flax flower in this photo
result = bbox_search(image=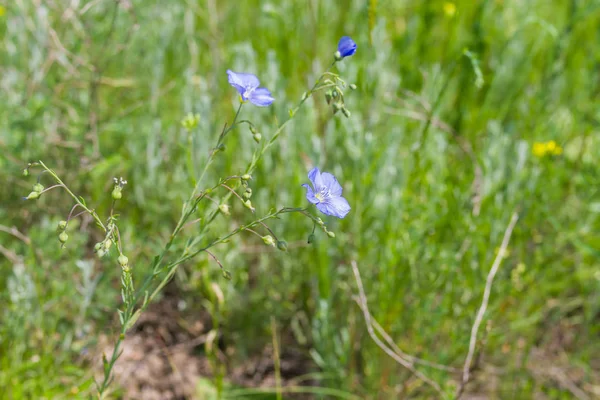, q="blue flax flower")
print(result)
[302,167,351,219]
[227,70,274,107]
[337,36,357,58]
